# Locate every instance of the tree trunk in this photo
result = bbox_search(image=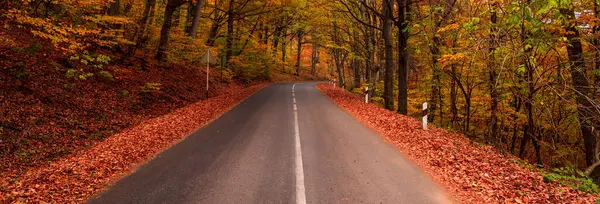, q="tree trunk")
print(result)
[465,95,471,135]
[510,96,522,154]
[206,19,220,46]
[518,46,536,161]
[429,35,442,122]
[396,0,410,115]
[518,0,534,160]
[311,45,318,77]
[281,26,288,72]
[148,2,156,25]
[272,20,284,53]
[225,0,235,67]
[362,2,375,99]
[595,1,600,99]
[382,0,394,110]
[332,21,346,88]
[337,58,346,88]
[184,2,195,34]
[190,0,205,38]
[156,0,185,61]
[130,0,155,55]
[561,8,599,168]
[108,0,120,16]
[353,58,361,88]
[450,64,458,126]
[295,30,303,76]
[488,2,499,144]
